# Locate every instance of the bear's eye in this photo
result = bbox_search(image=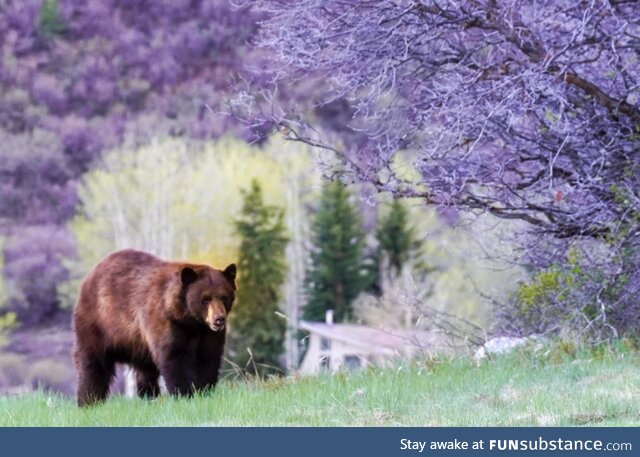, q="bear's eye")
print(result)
[201,296,212,305]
